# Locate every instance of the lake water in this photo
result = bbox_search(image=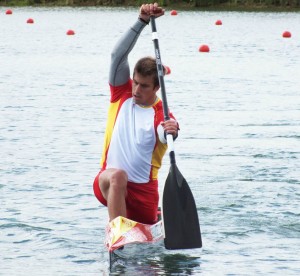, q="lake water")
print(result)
[1,7,299,276]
